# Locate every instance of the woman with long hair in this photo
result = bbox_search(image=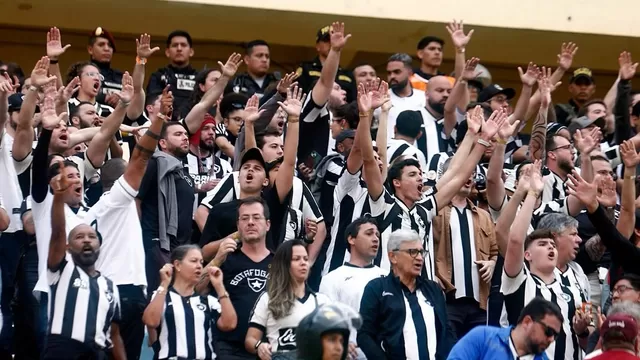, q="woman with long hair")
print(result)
[245,240,329,359]
[179,68,222,119]
[142,244,237,360]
